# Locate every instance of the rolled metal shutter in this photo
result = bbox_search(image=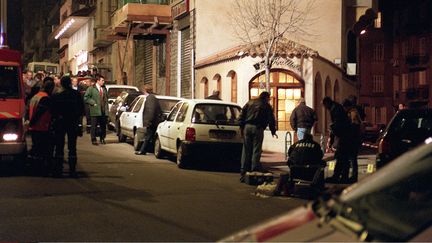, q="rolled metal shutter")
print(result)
[180,27,191,98]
